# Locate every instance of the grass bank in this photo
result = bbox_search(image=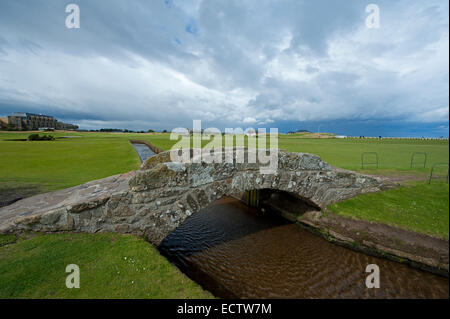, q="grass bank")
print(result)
[327,181,449,240]
[0,232,212,299]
